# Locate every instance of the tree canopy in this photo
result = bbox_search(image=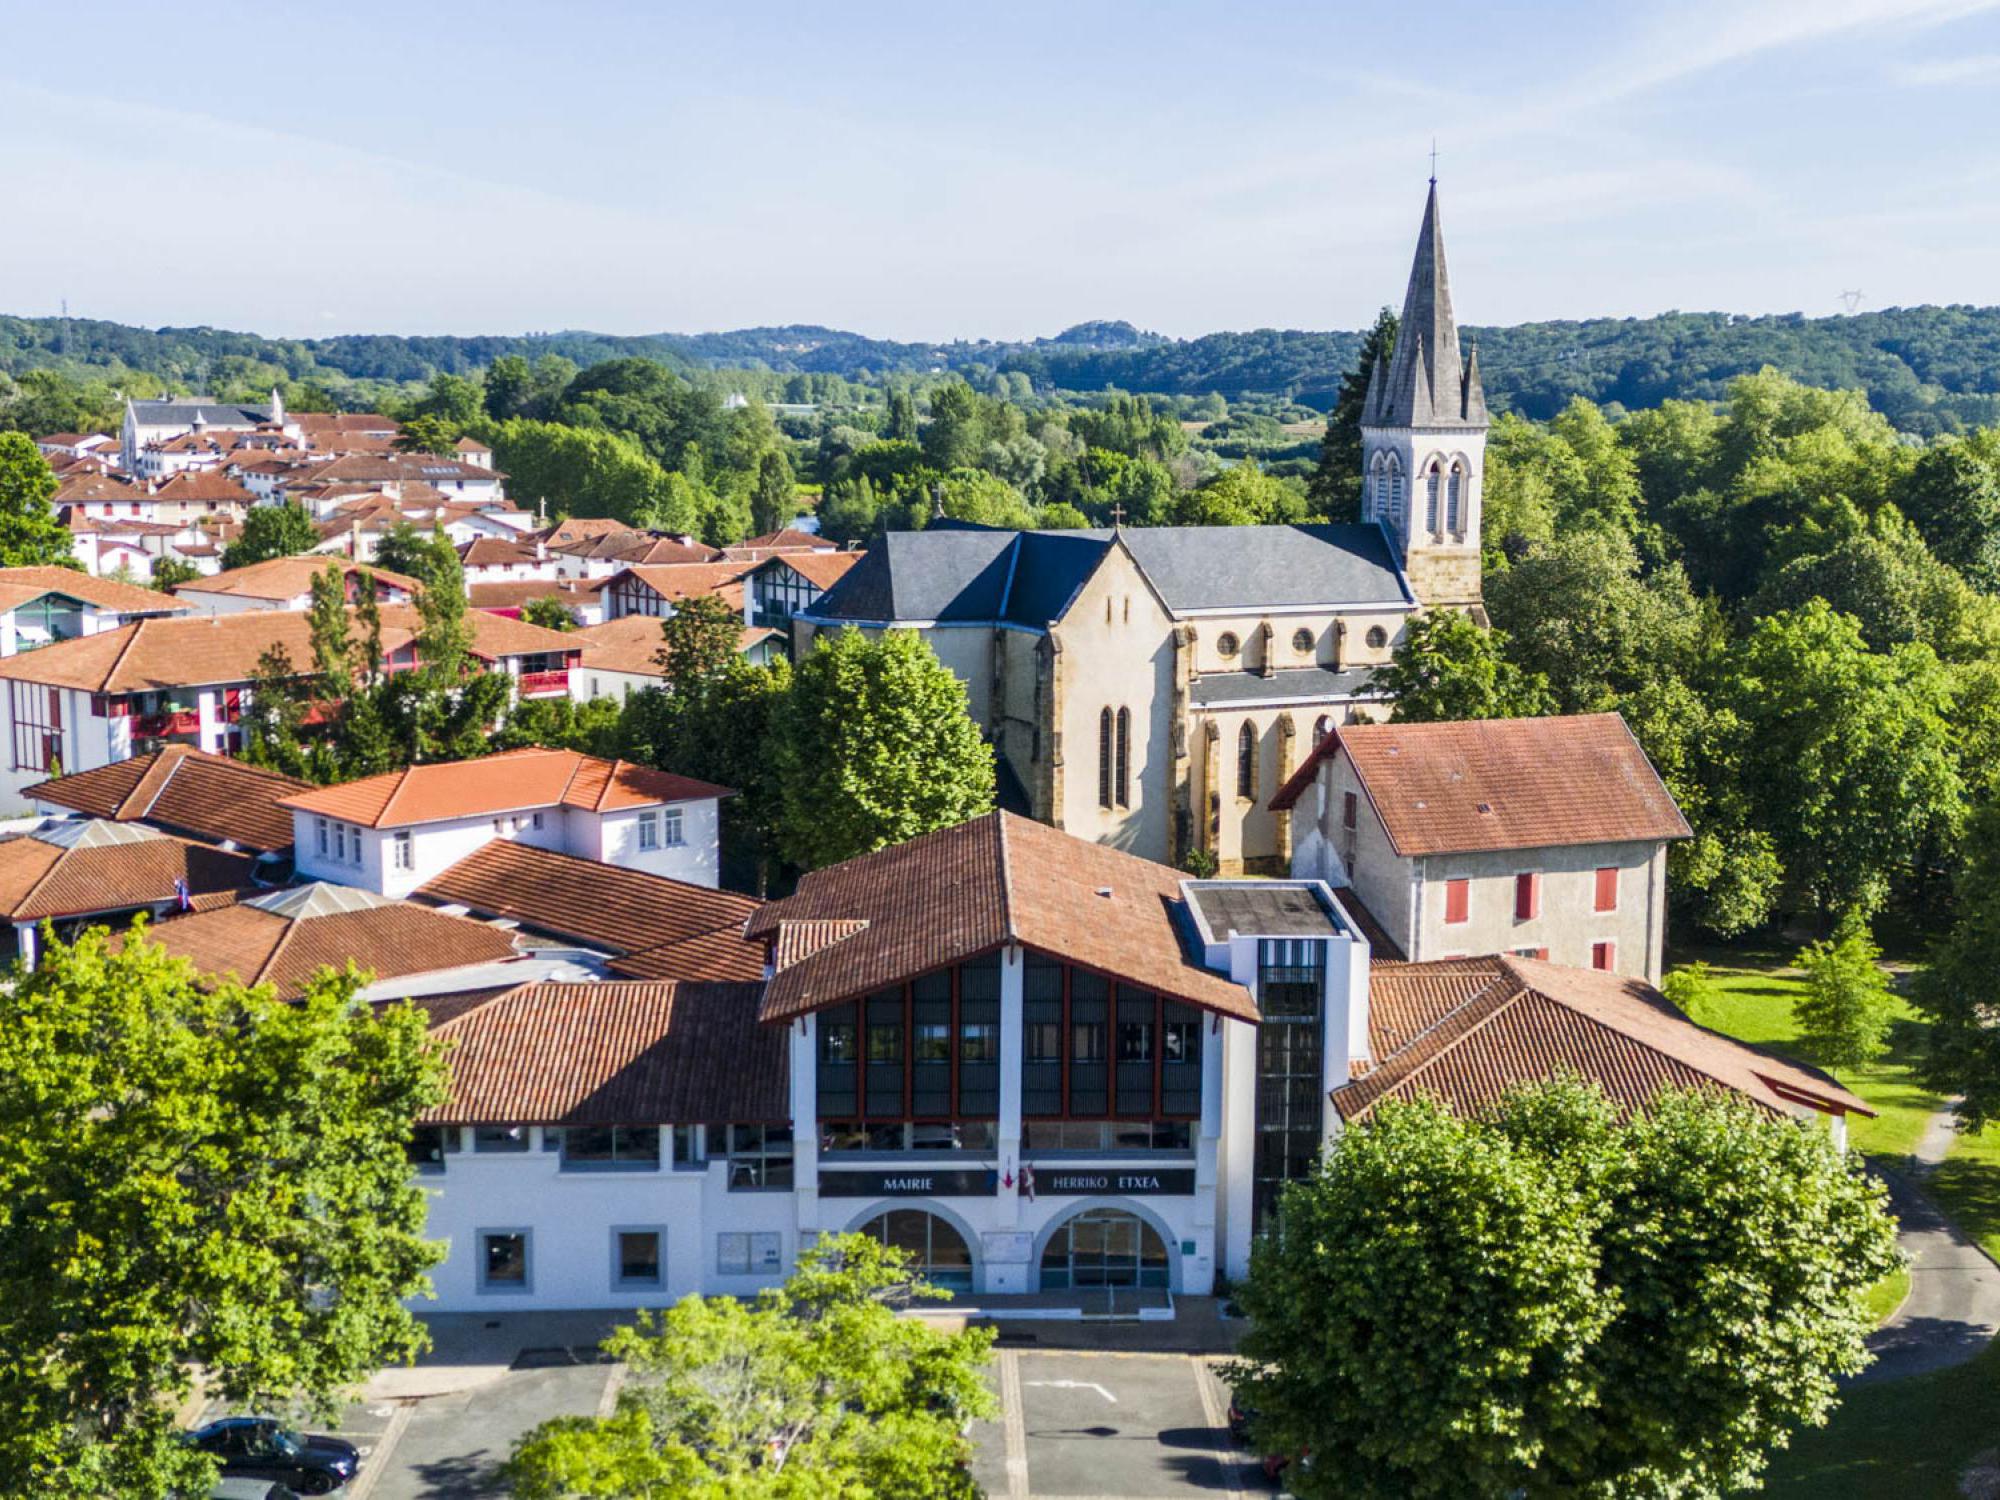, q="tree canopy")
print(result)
[0,922,444,1496]
[1231,1079,1900,1500]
